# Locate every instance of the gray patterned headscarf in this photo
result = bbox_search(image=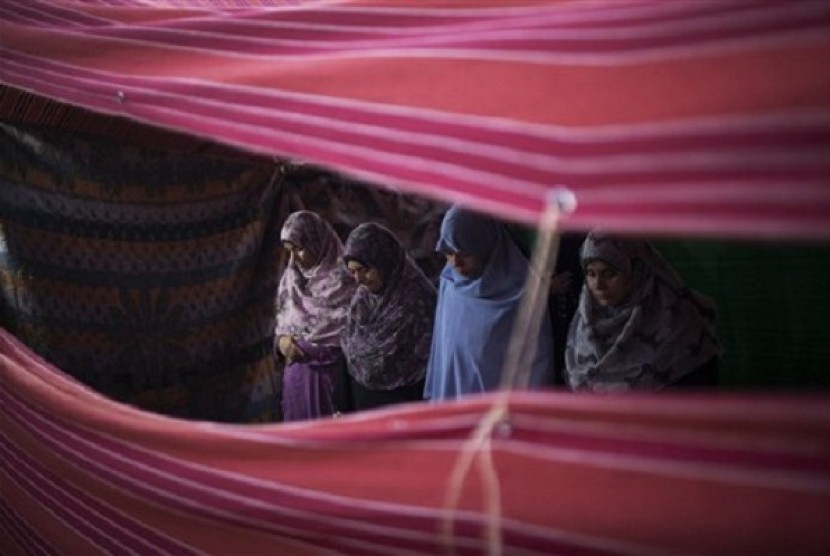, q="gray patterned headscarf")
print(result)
[340,223,437,390]
[275,211,356,346]
[565,232,722,391]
